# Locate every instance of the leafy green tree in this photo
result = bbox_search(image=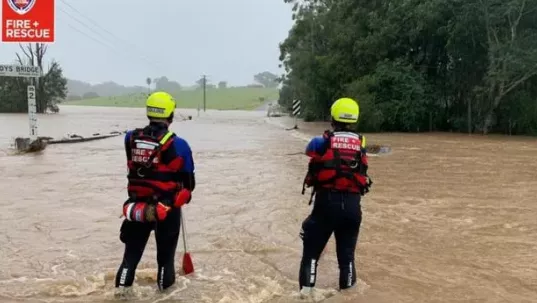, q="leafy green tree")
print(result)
[278,0,537,135]
[154,76,181,92]
[146,77,151,93]
[82,92,99,99]
[254,71,279,88]
[0,43,67,113]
